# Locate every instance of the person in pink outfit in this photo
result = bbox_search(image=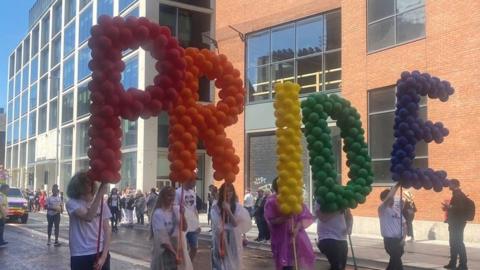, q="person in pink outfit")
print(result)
[264,177,315,270]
